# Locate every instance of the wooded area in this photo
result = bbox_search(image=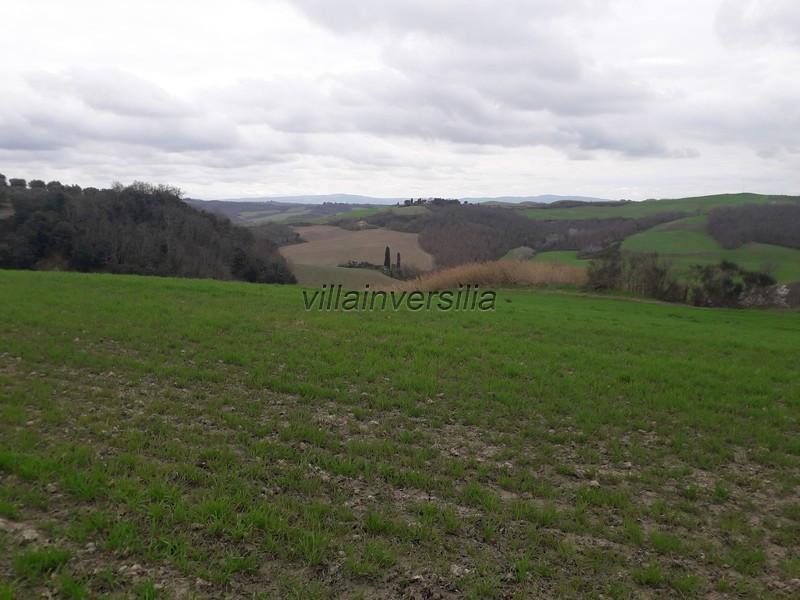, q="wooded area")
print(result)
[0,177,295,284]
